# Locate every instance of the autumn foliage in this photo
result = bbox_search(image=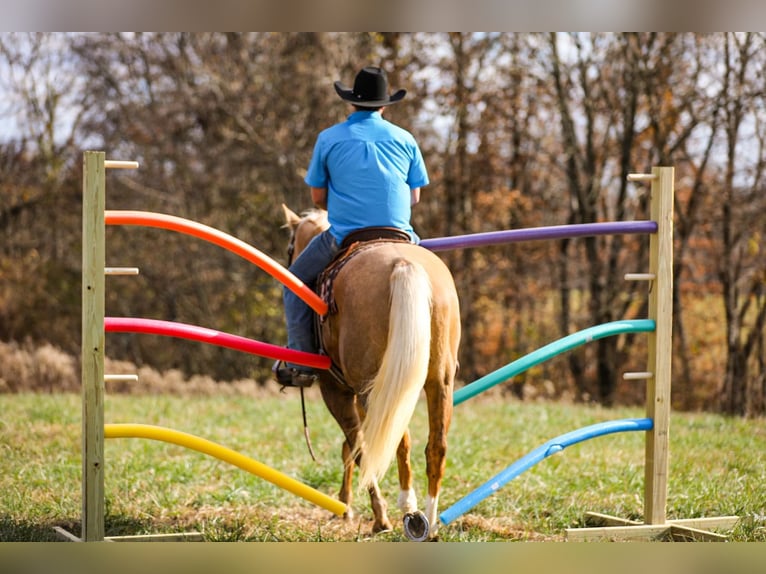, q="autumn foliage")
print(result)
[1,33,764,414]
